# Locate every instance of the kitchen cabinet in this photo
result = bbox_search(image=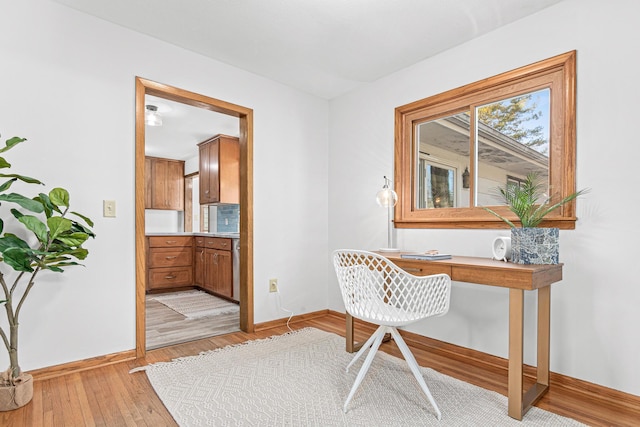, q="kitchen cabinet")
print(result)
[206,249,232,298]
[145,156,185,210]
[147,235,193,291]
[198,135,239,205]
[194,236,233,299]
